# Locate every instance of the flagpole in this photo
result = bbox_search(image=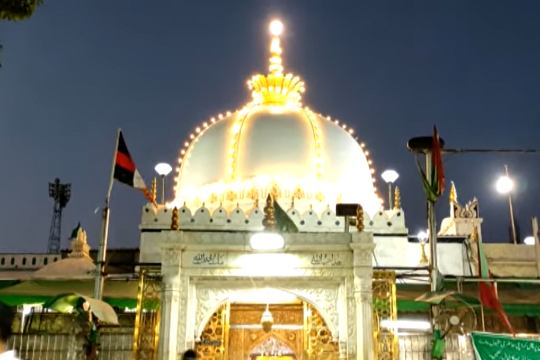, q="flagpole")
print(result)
[94,129,121,300]
[426,151,439,293]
